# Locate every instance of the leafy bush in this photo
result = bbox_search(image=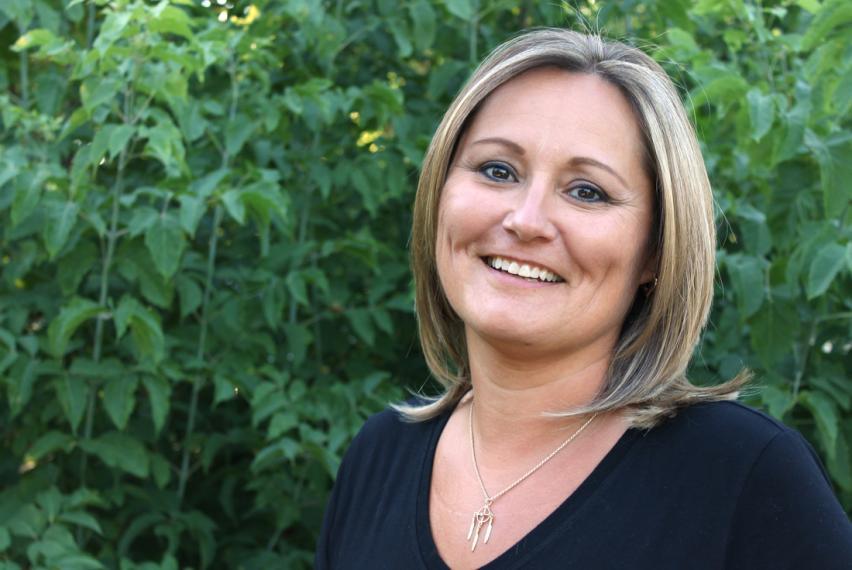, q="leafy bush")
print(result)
[0,0,848,567]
